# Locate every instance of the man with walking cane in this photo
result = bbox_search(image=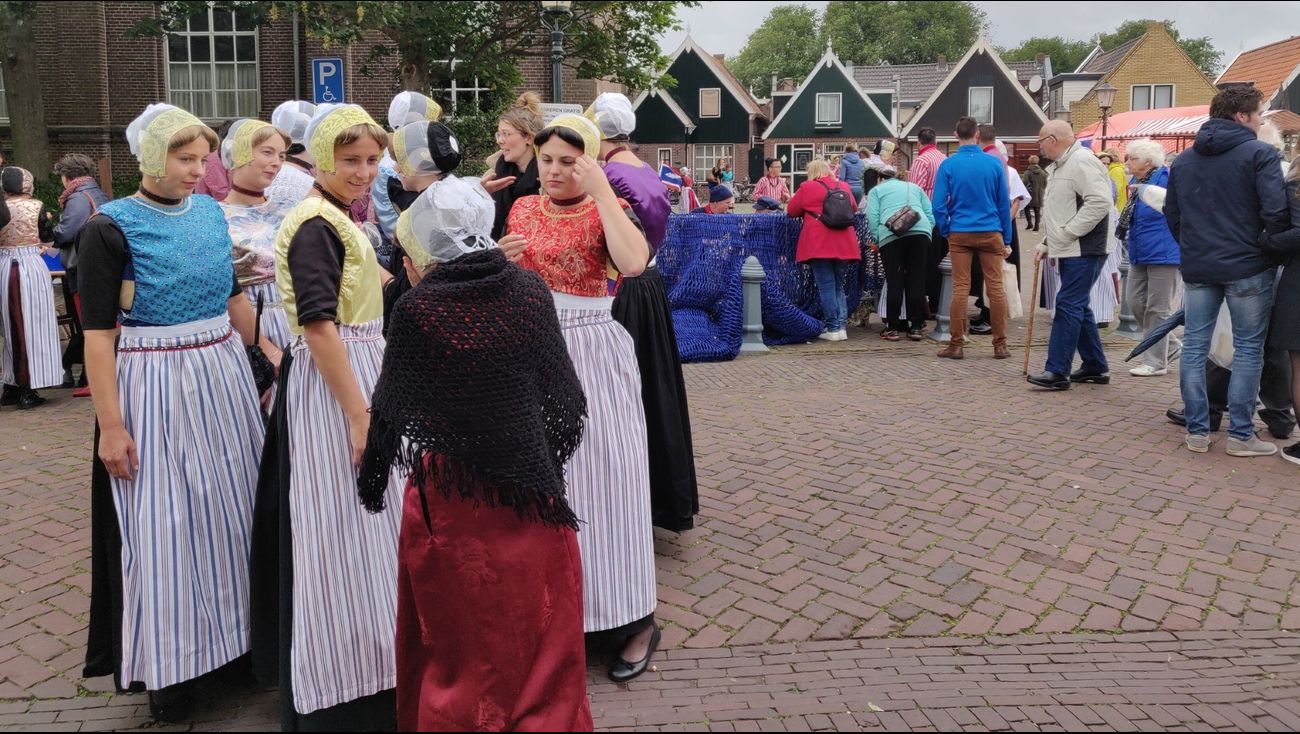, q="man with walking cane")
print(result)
[1026,120,1114,390]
